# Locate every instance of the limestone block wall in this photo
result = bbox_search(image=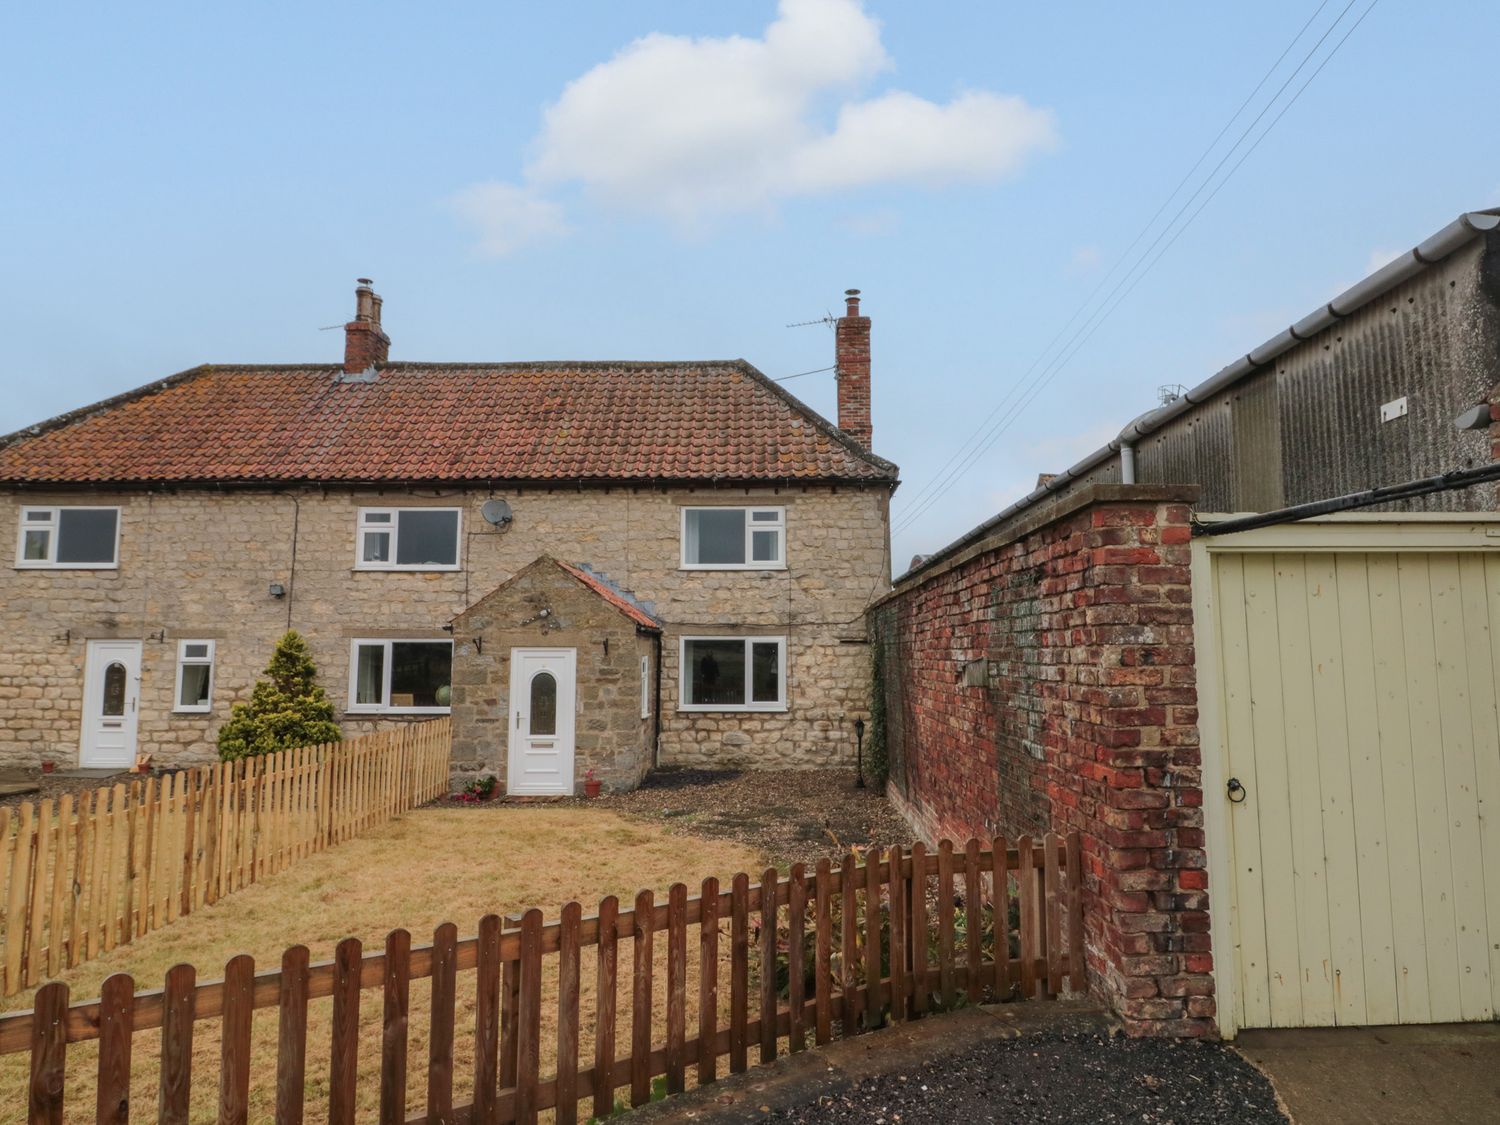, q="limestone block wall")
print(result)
[0,484,888,772]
